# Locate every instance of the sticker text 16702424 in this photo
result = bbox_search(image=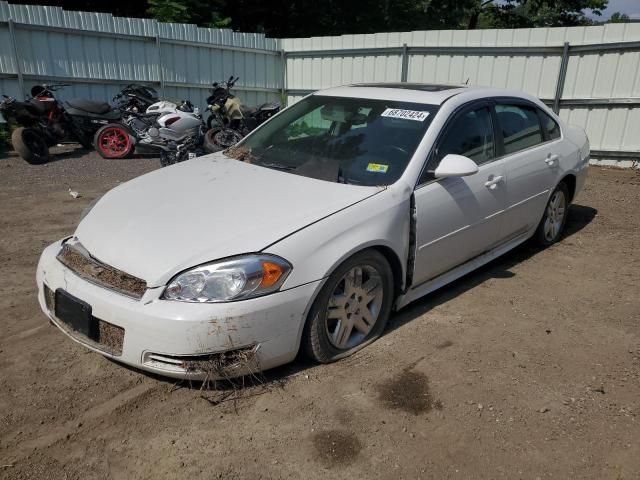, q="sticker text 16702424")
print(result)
[381,108,430,122]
